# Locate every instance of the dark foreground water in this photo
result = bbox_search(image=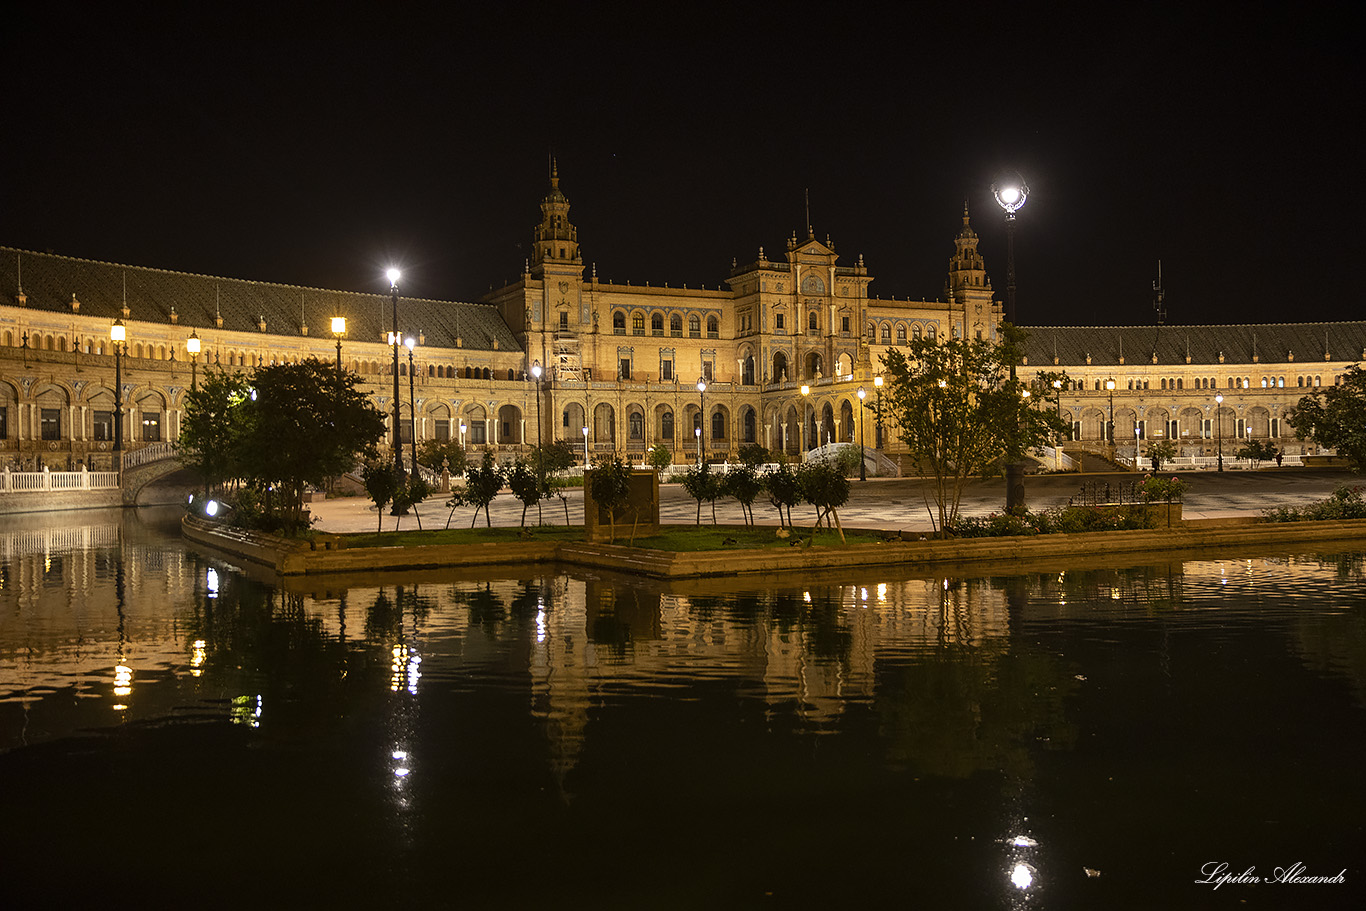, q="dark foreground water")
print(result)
[1,508,1363,909]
